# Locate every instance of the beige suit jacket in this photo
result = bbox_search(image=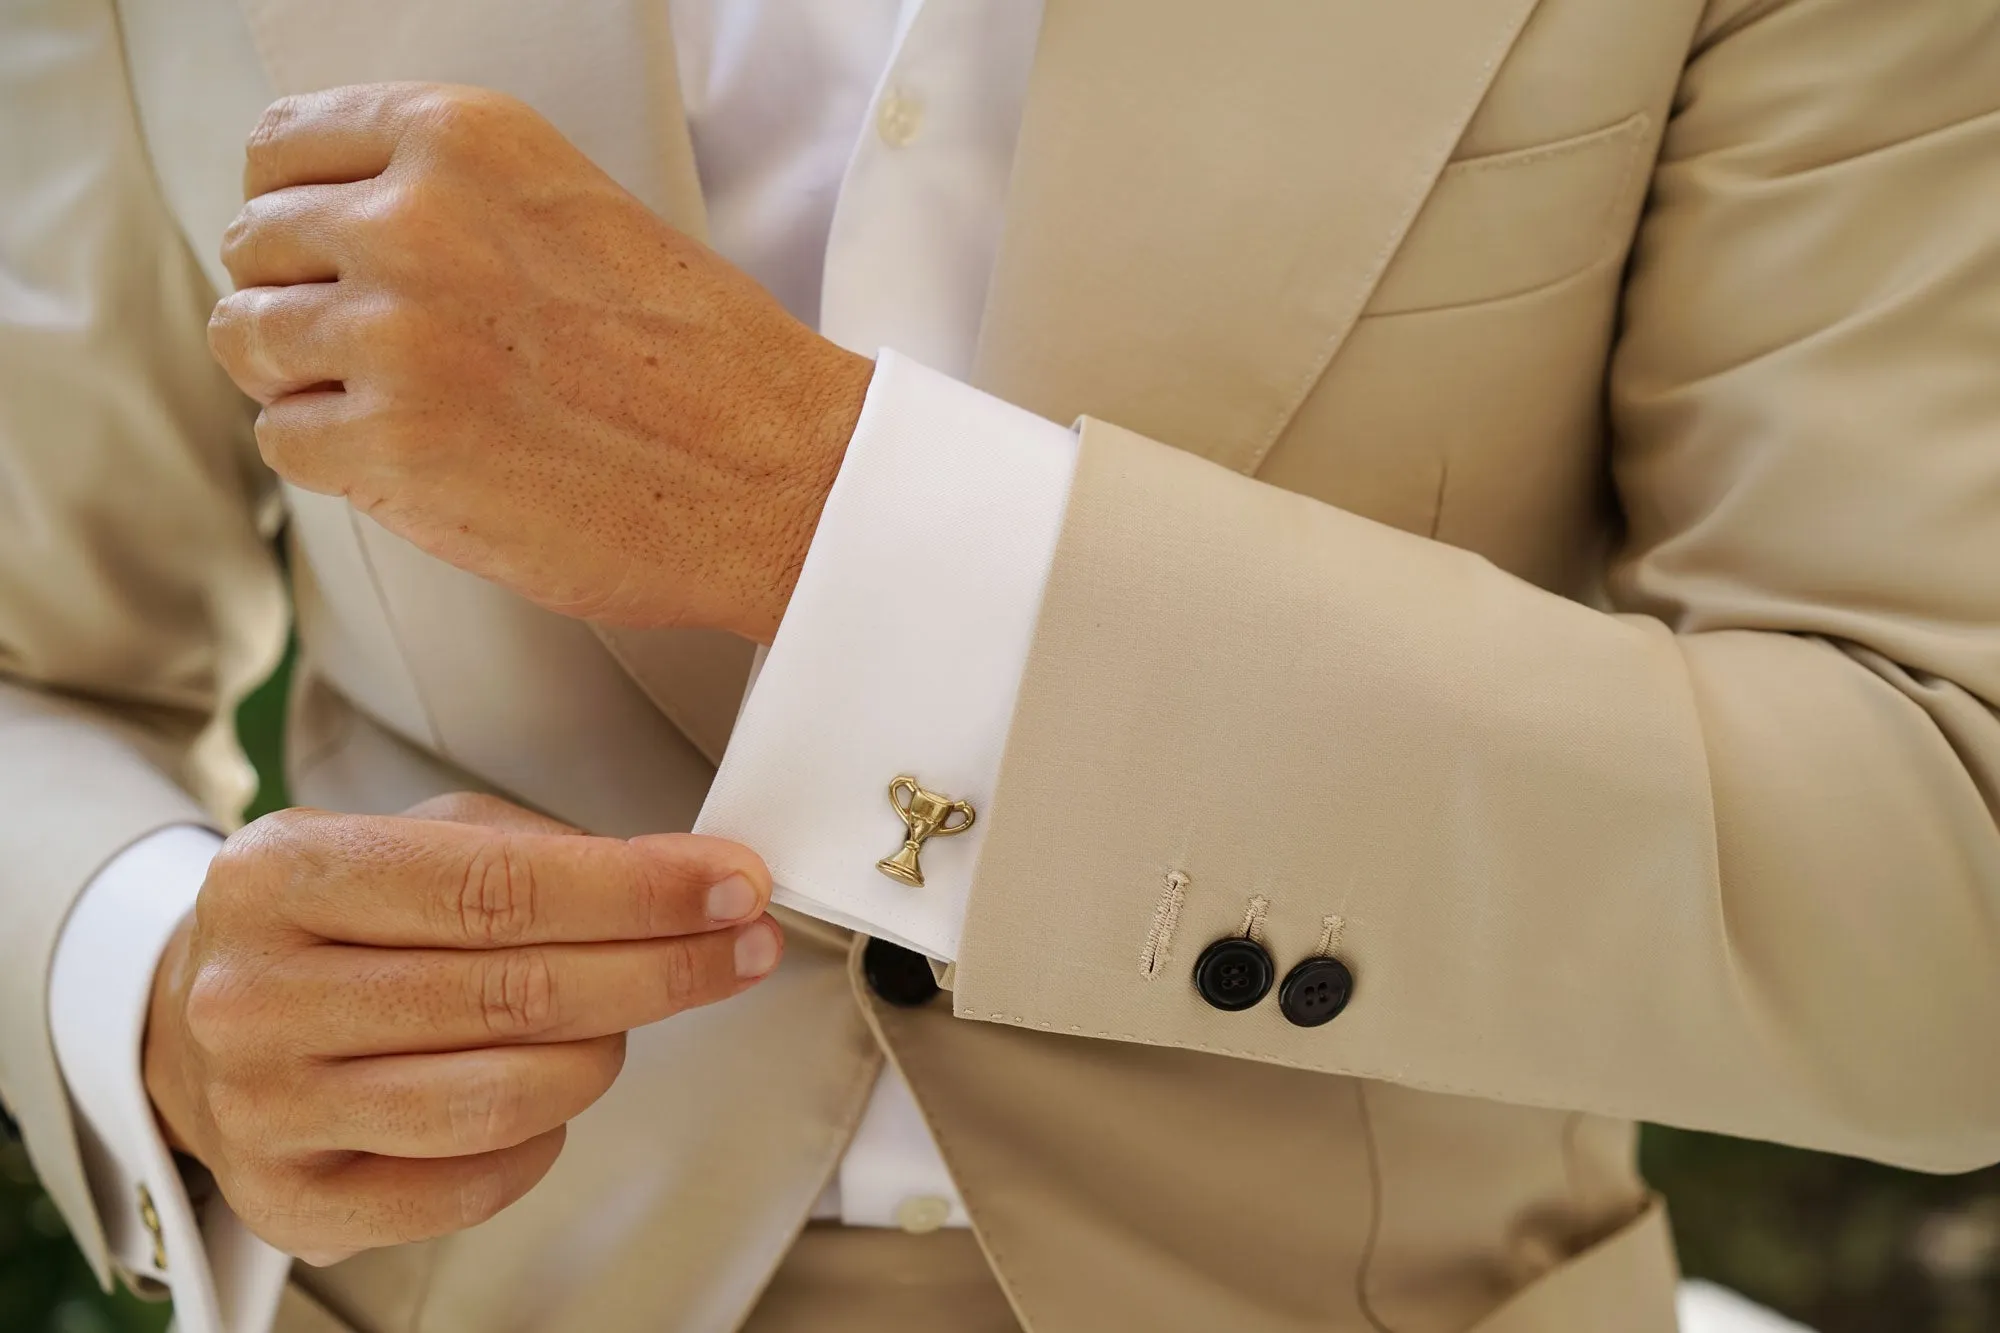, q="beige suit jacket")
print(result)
[5,0,1998,1329]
